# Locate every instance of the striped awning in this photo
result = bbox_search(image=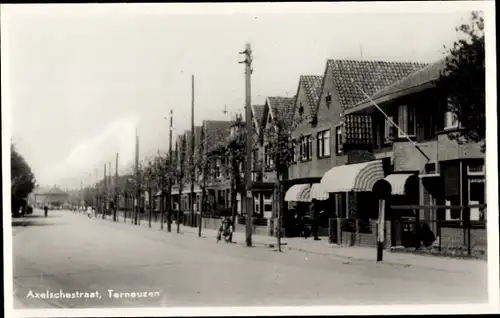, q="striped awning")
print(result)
[320,160,385,193]
[284,184,311,202]
[384,174,415,195]
[309,183,329,201]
